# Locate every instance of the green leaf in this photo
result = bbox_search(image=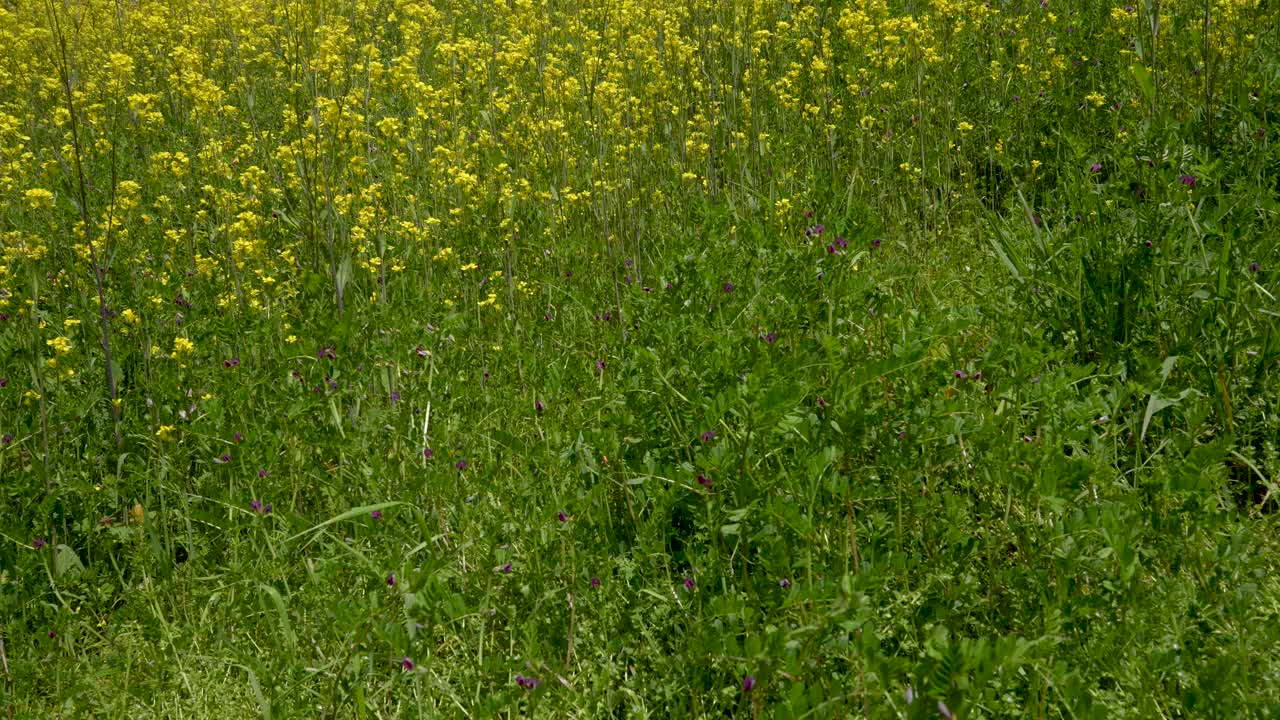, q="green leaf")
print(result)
[53,544,84,579]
